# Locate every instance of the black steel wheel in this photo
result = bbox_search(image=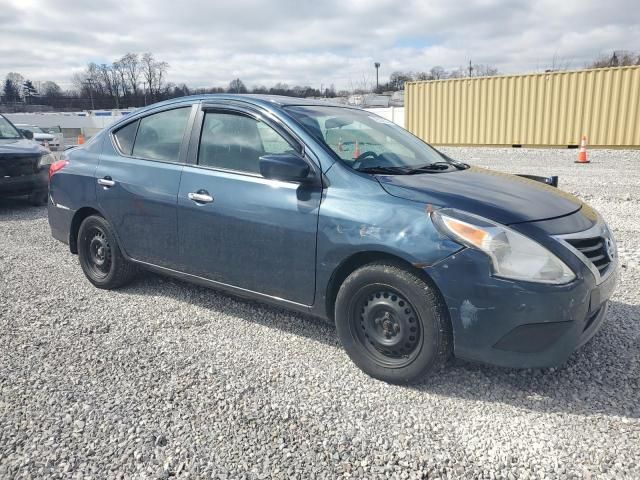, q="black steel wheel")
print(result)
[335,262,452,383]
[77,215,136,289]
[84,225,112,279]
[352,287,423,368]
